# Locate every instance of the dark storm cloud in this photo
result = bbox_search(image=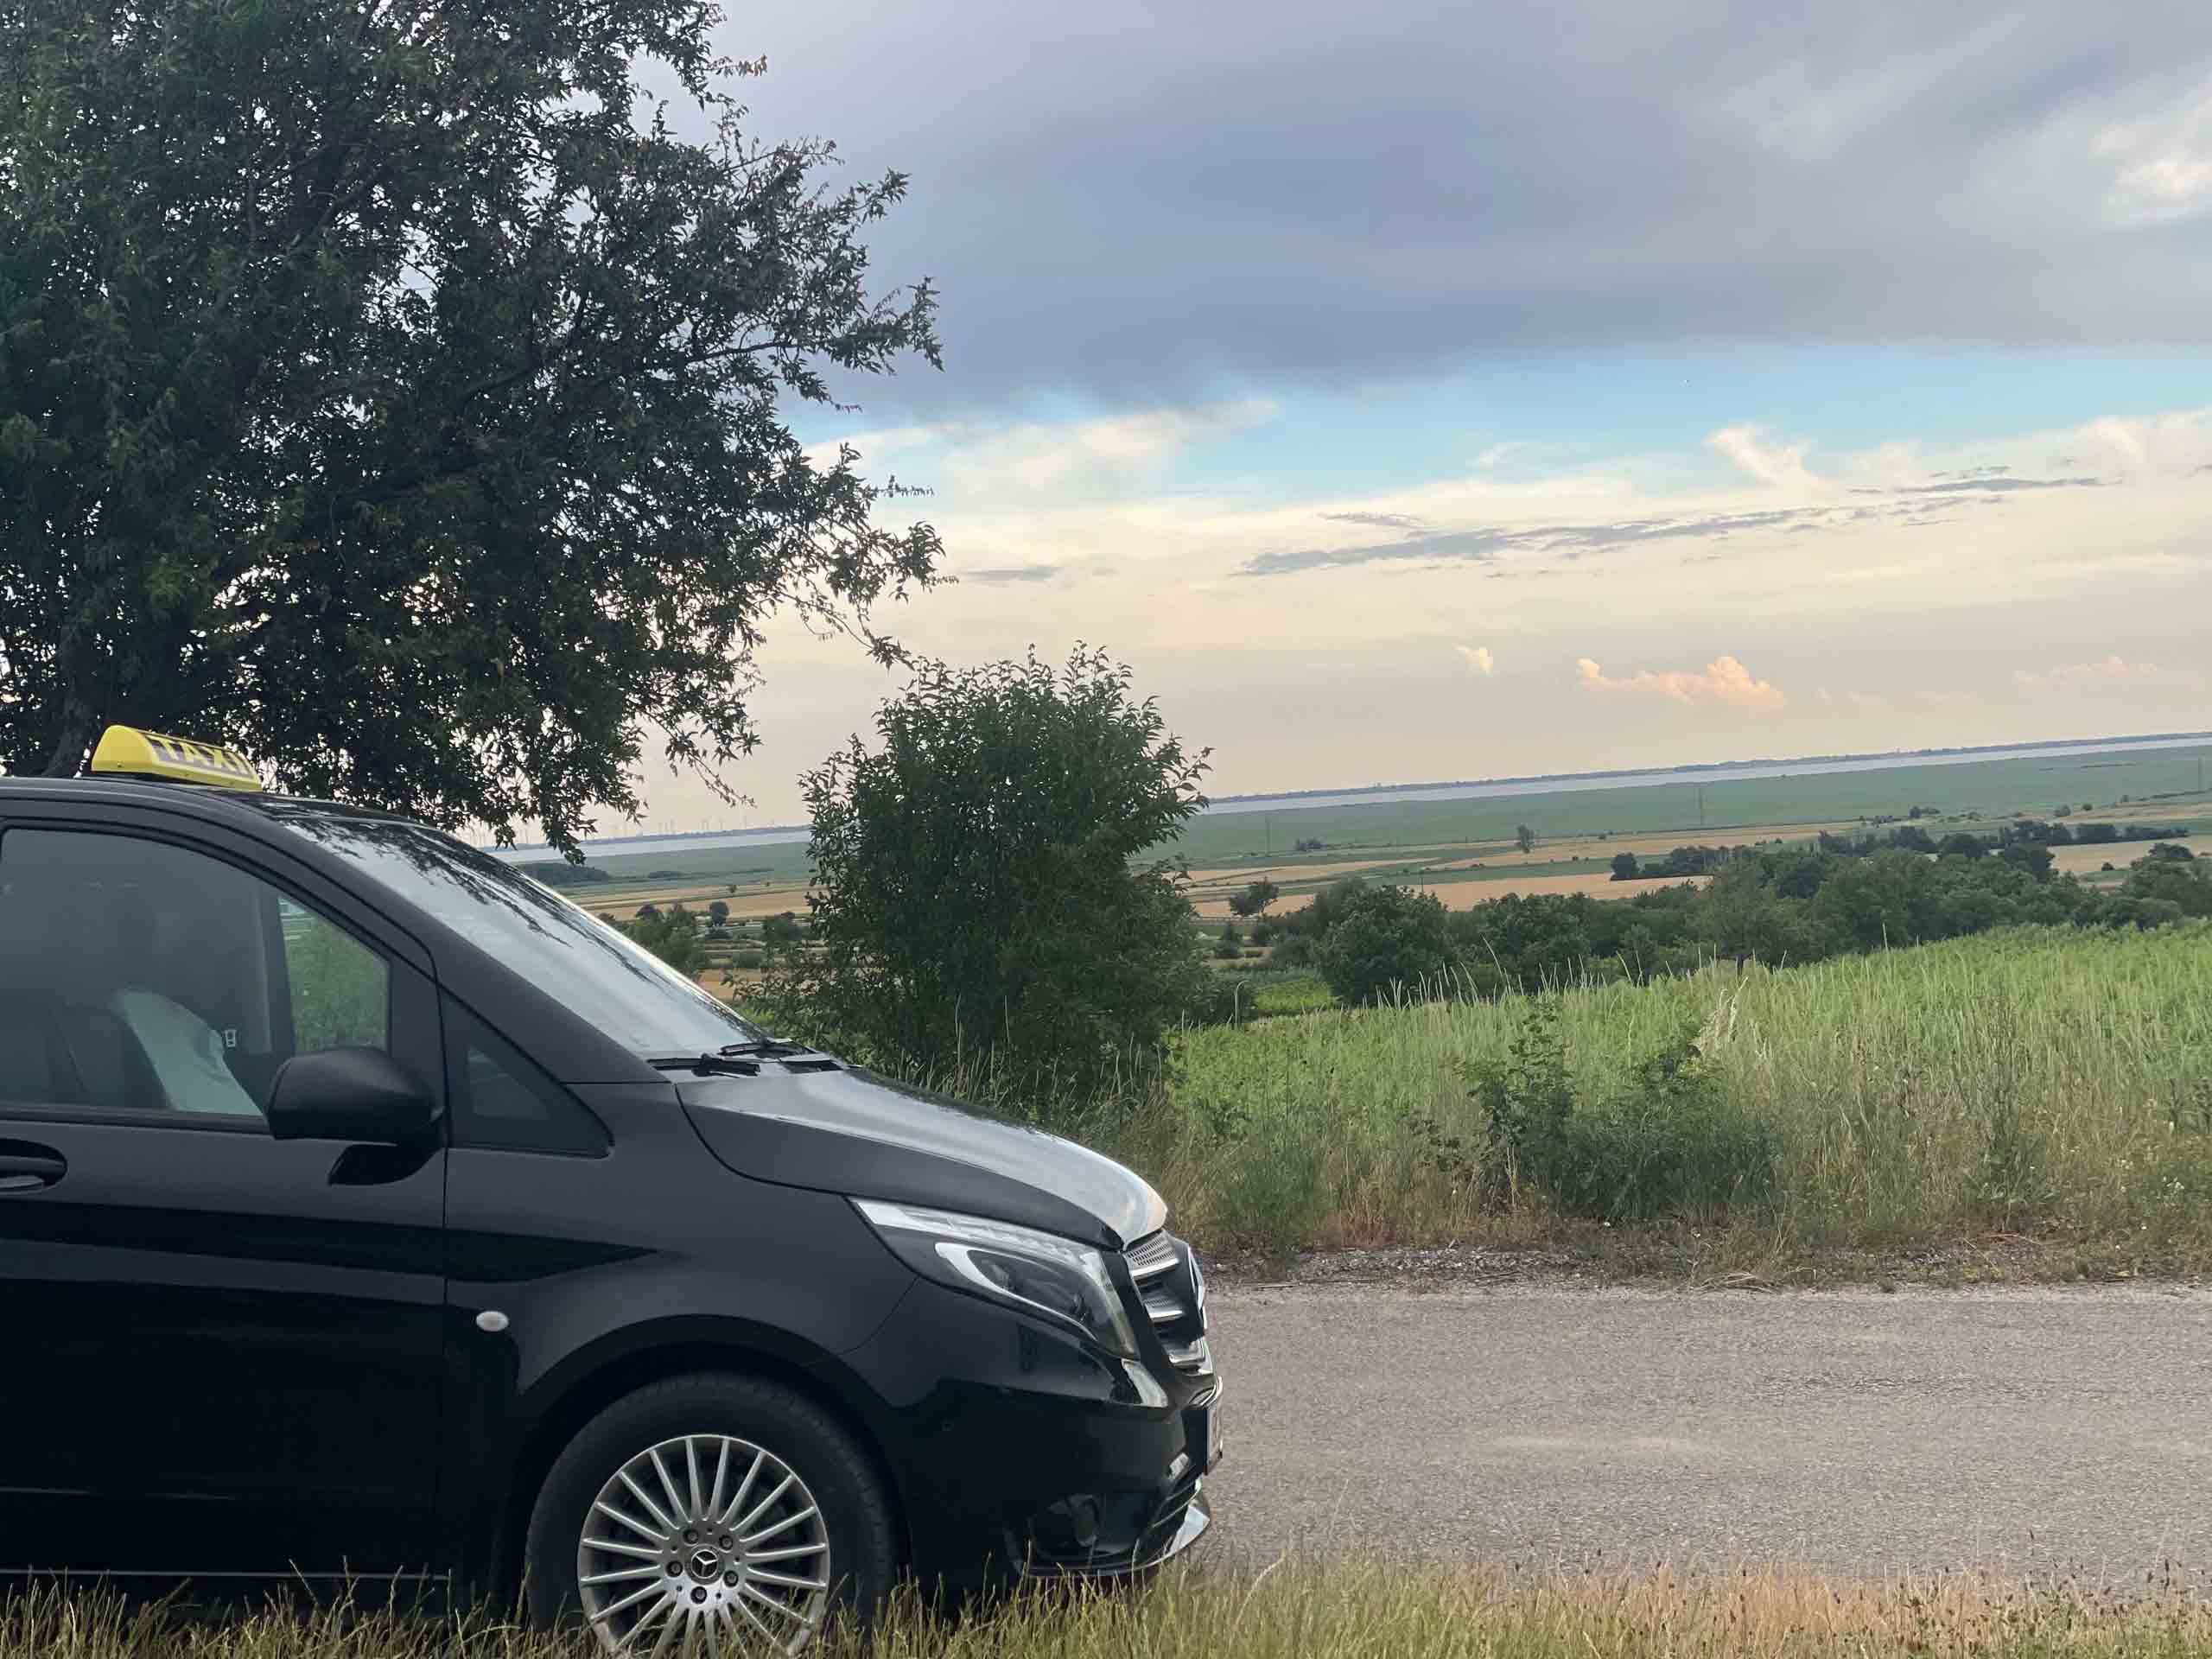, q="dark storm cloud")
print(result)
[723,1,2212,413]
[963,564,1061,584]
